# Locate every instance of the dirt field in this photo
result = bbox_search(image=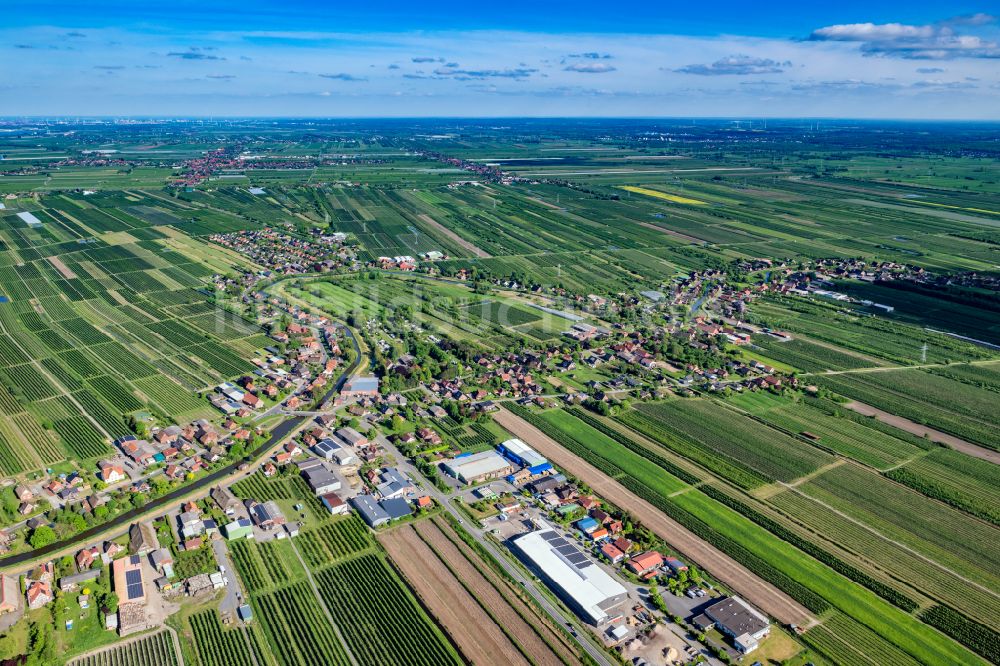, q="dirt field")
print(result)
[379,524,531,666]
[47,255,77,279]
[418,518,576,666]
[844,401,1000,464]
[493,409,817,628]
[417,213,491,258]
